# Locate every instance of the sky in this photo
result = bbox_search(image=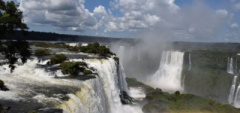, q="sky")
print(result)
[3,0,240,42]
